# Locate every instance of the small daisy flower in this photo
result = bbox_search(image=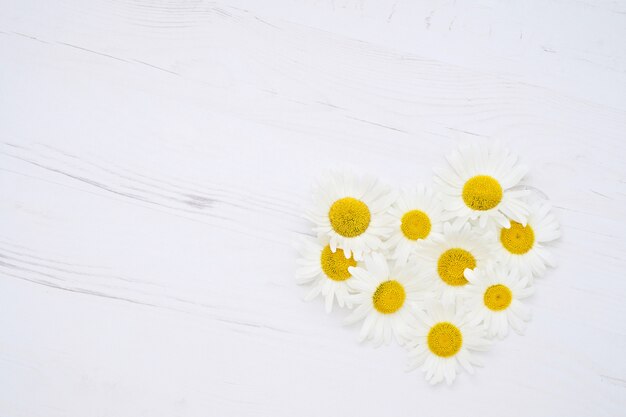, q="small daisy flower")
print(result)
[418,220,492,306]
[344,252,434,346]
[296,236,361,313]
[494,200,561,280]
[384,185,445,265]
[407,302,490,385]
[306,172,396,260]
[464,264,534,339]
[434,142,530,228]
